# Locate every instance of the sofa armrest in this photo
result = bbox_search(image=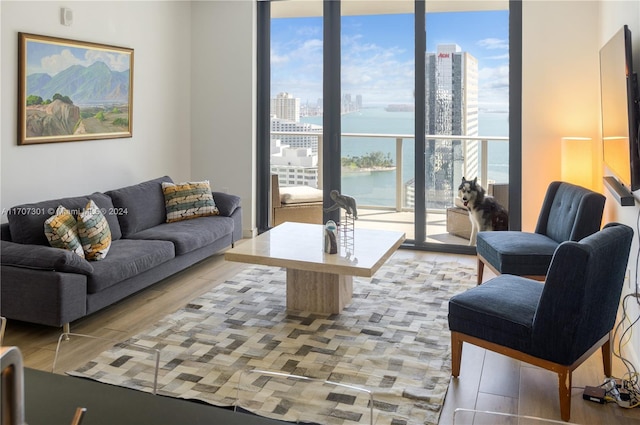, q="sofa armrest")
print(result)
[1,240,94,275]
[212,192,241,217]
[0,265,87,327]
